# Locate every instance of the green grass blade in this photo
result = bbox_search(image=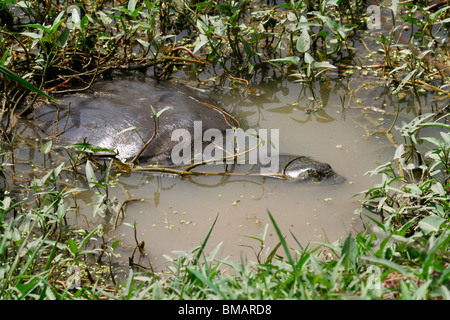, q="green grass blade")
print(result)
[267,209,297,276]
[194,213,219,264]
[0,65,55,101]
[186,266,228,299]
[362,256,411,277]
